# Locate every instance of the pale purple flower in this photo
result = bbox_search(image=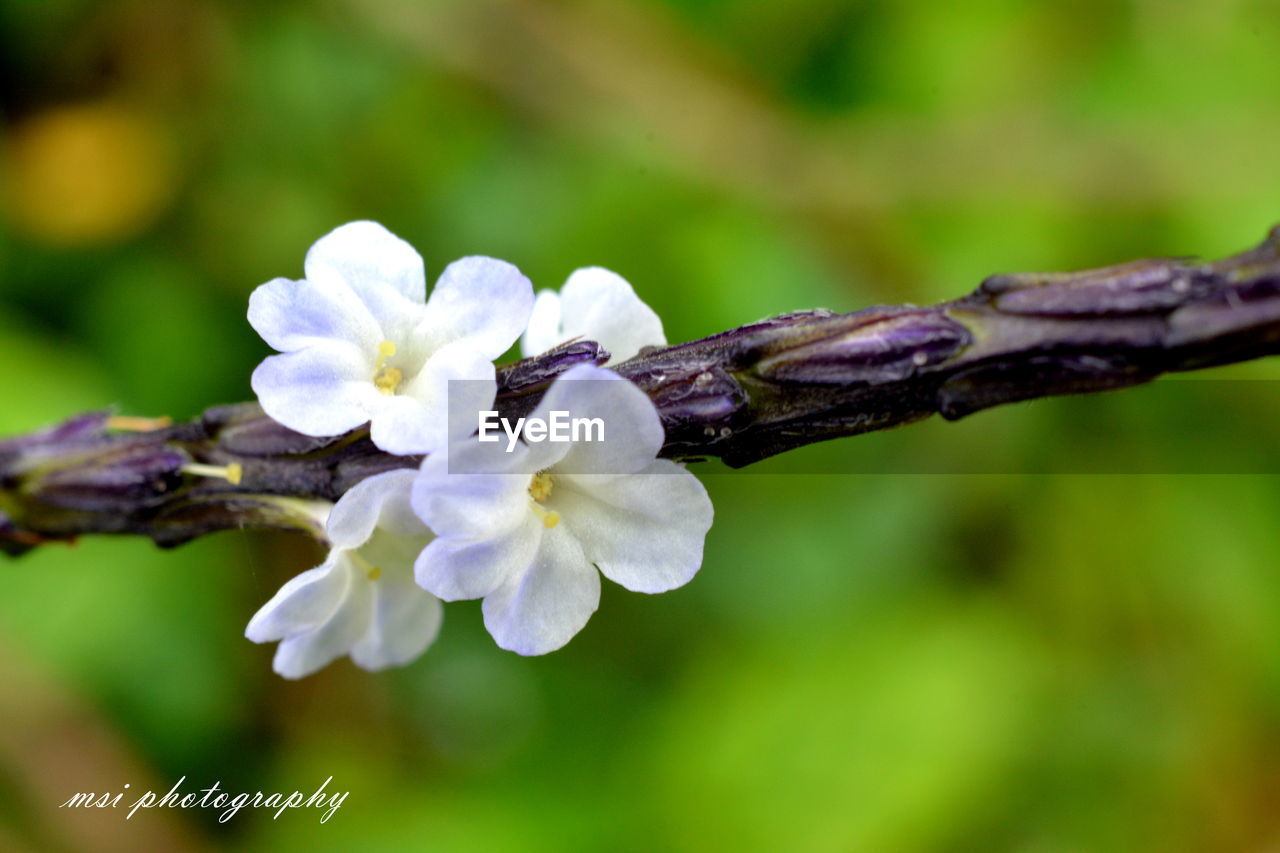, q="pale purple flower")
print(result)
[412,364,712,655]
[521,267,665,364]
[246,470,441,678]
[249,221,532,455]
